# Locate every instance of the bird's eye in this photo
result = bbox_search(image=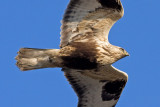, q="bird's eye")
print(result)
[120,48,124,52]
